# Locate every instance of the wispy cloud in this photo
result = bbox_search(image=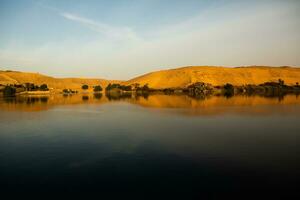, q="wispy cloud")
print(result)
[1,1,299,79]
[60,12,140,41]
[37,1,141,41]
